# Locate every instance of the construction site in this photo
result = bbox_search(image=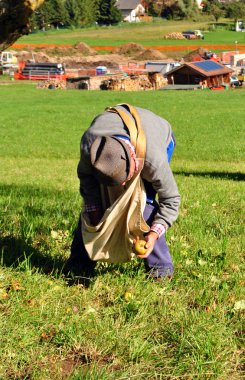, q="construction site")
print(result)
[1,41,245,91]
[0,1,245,91]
